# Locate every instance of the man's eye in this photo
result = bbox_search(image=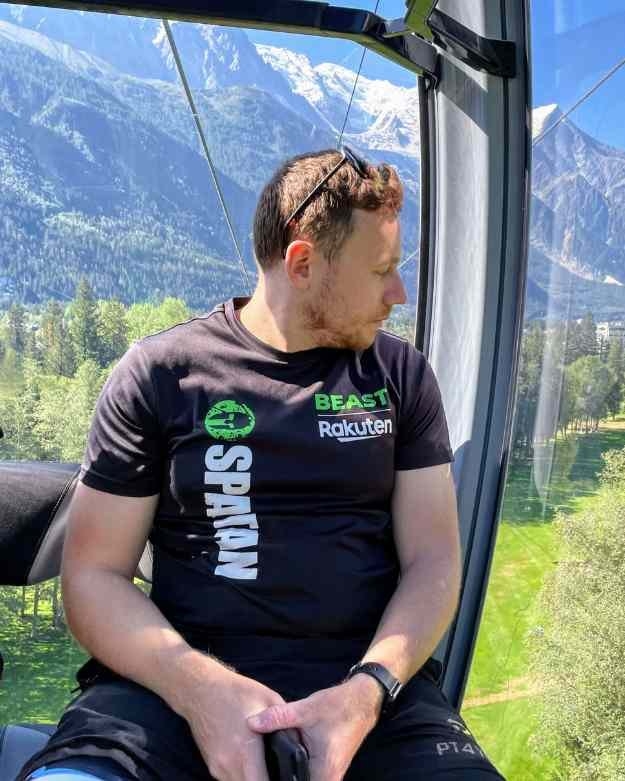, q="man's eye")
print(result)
[376,268,391,276]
